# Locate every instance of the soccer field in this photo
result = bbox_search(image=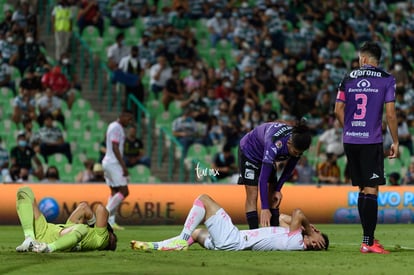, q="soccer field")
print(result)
[1,224,413,275]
